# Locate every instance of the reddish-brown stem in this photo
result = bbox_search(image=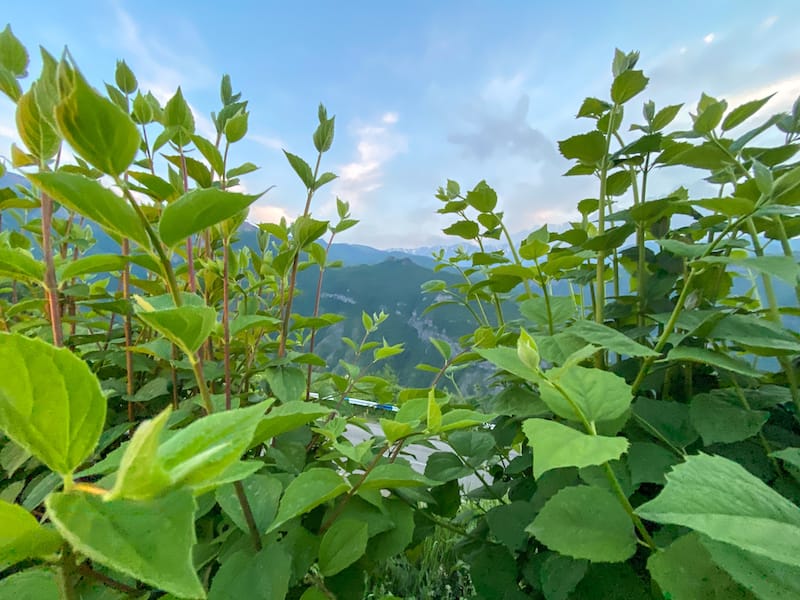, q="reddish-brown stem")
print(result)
[41,192,63,346]
[278,152,322,358]
[305,233,335,399]
[223,238,232,410]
